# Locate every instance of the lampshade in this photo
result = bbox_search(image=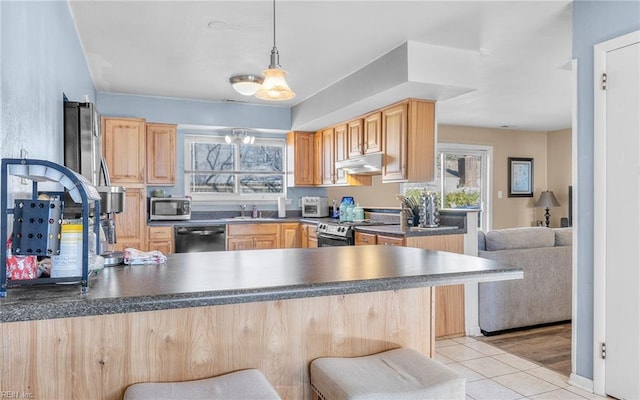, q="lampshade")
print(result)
[229,75,264,96]
[254,0,295,101]
[535,191,560,208]
[255,66,295,100]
